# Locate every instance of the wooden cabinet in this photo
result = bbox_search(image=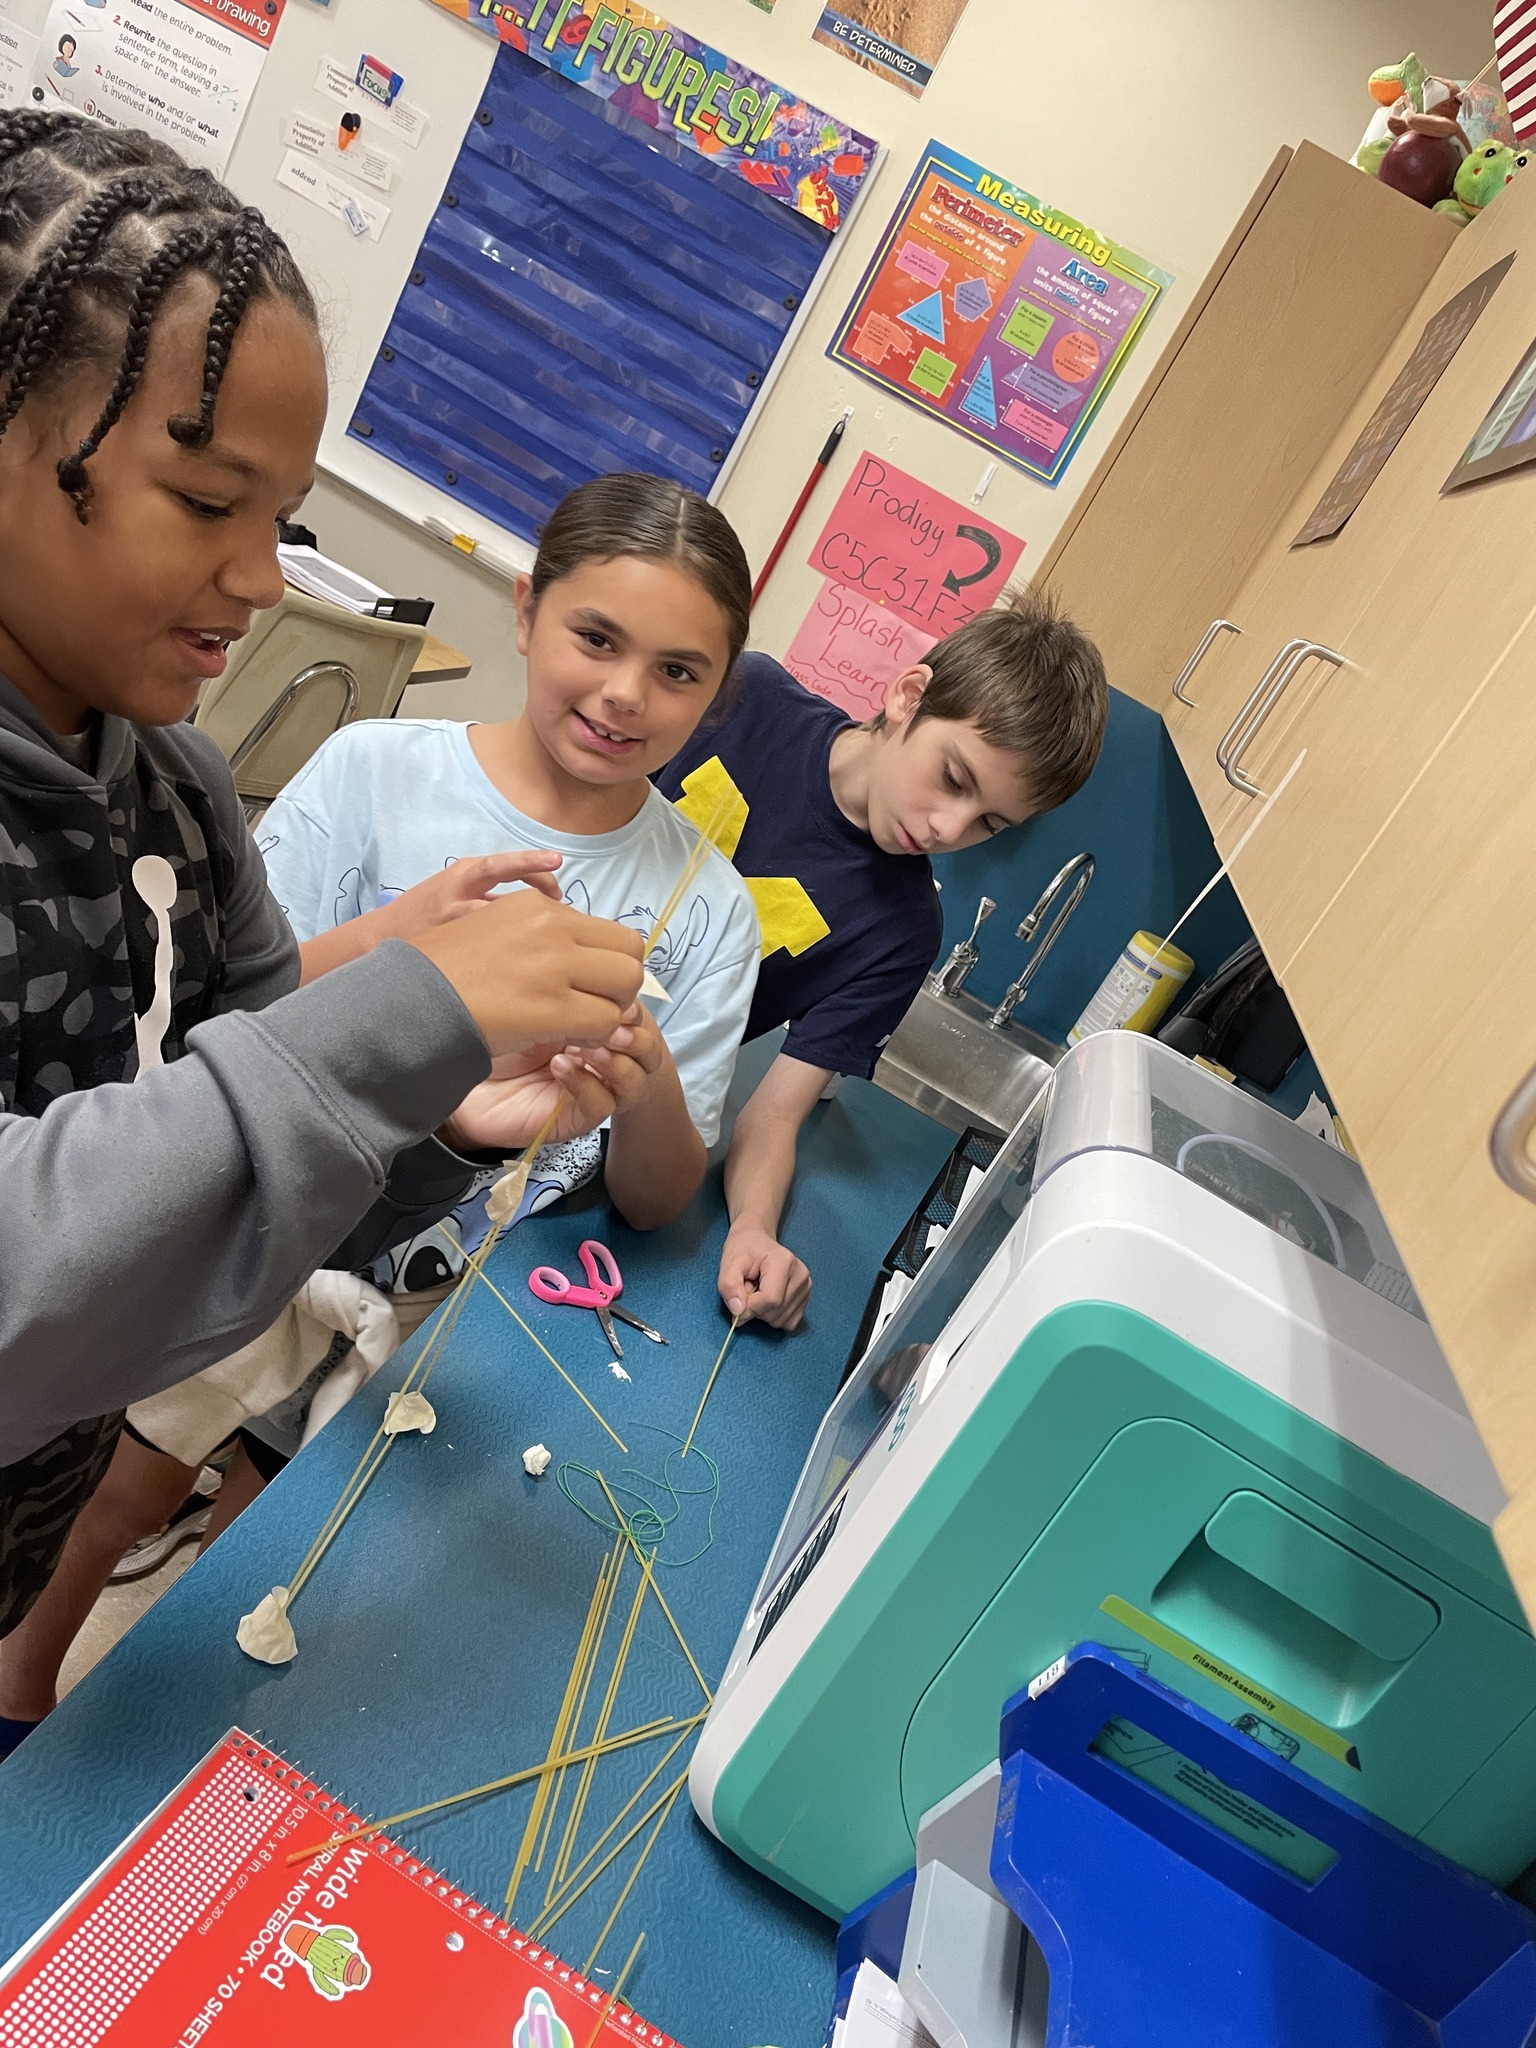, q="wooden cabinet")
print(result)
[1276,615,1536,1581]
[1038,143,1456,711]
[1189,177,1536,973]
[1038,148,1536,1624]
[1167,526,1386,836]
